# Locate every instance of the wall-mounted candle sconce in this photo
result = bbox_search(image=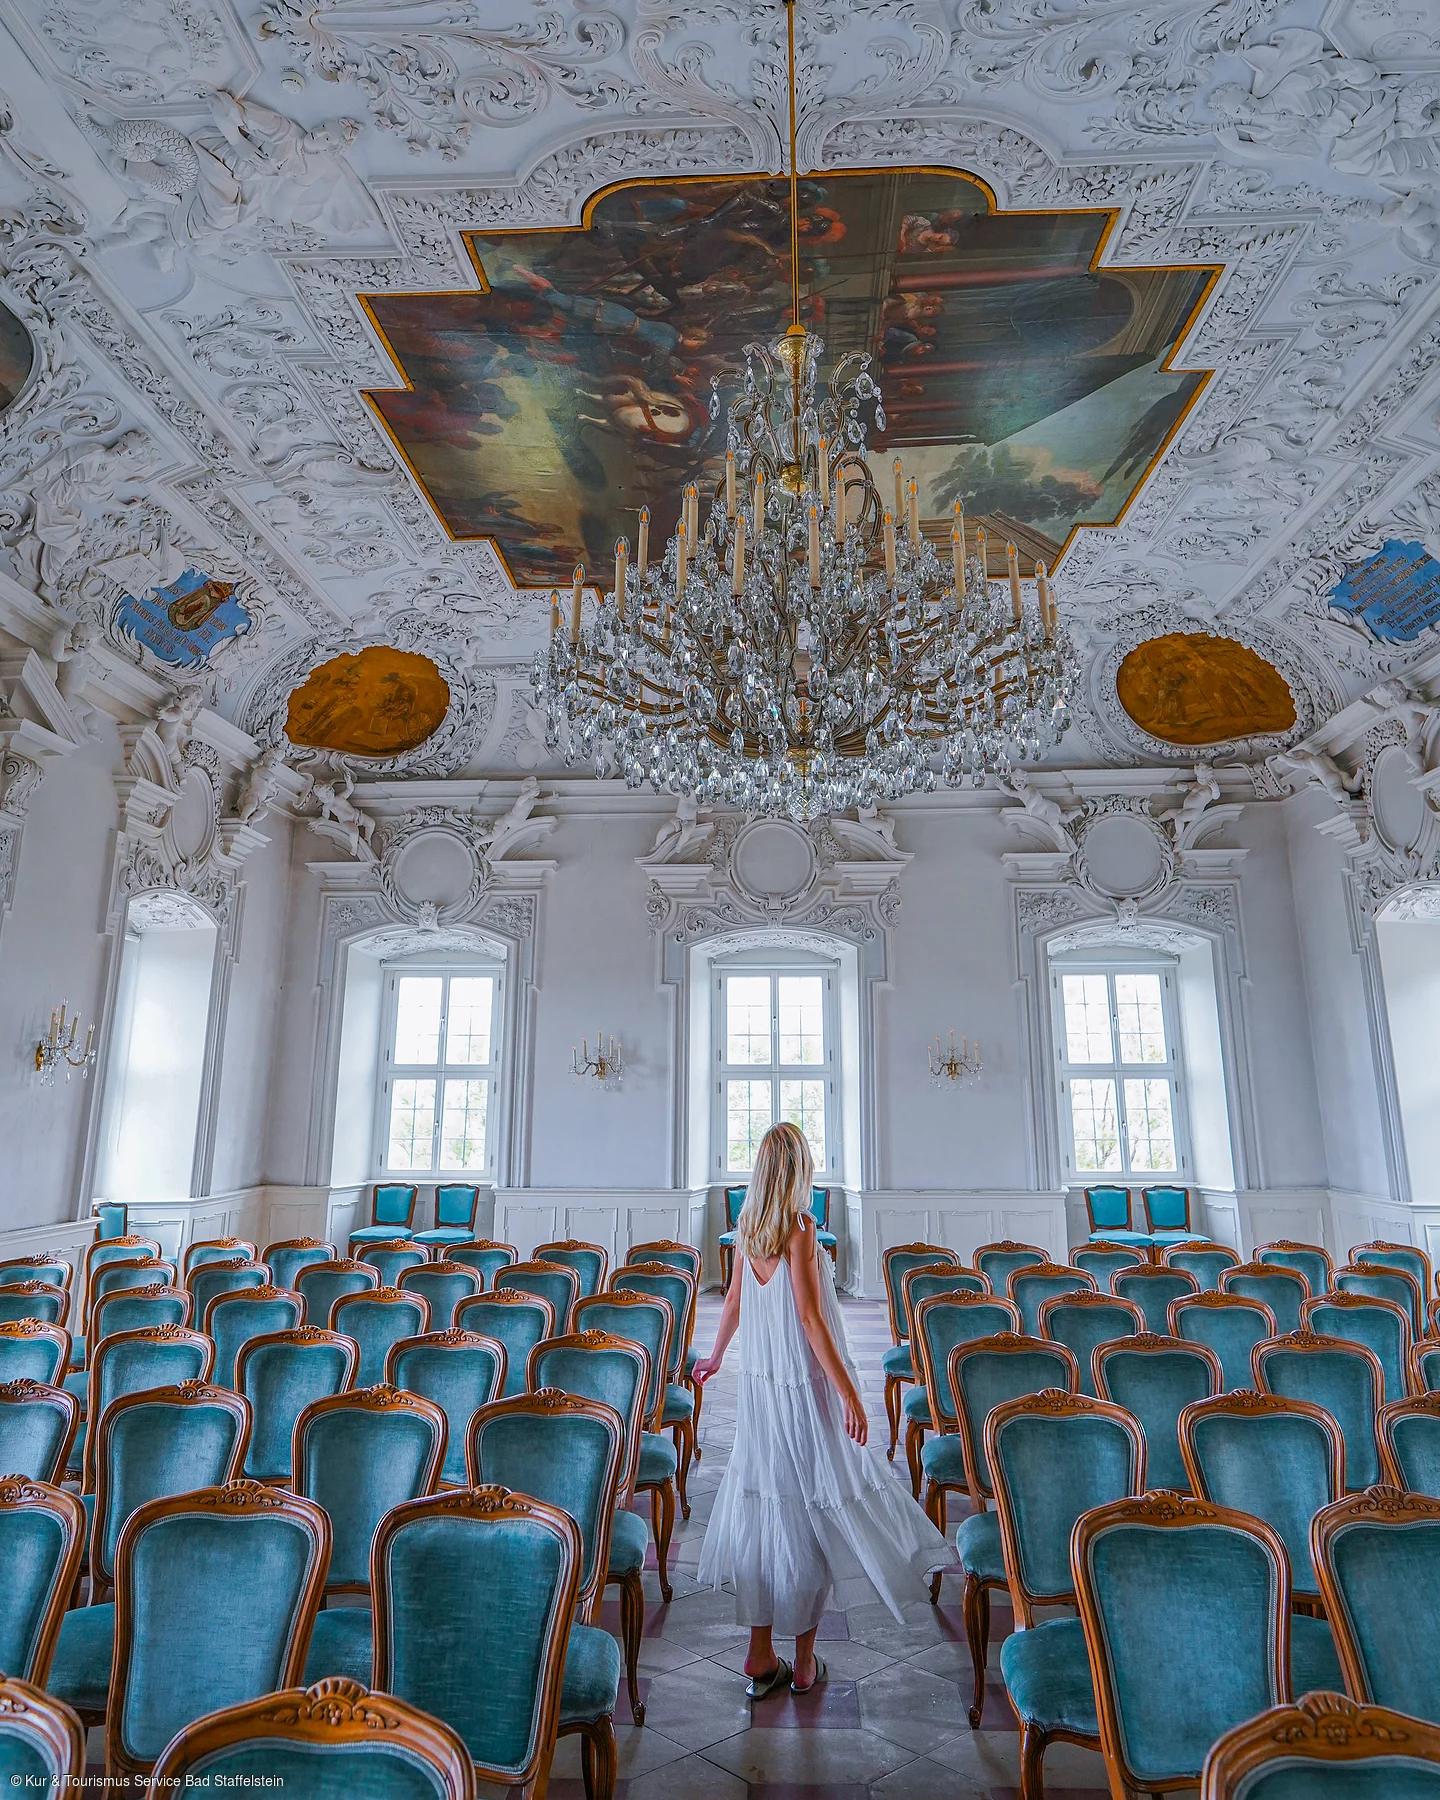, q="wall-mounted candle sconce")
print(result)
[573,1030,623,1088]
[929,1030,981,1087]
[36,1002,95,1085]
